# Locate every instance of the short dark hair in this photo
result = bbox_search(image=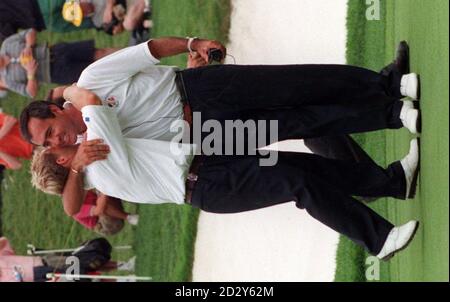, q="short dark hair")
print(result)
[20,101,64,144]
[46,89,66,107]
